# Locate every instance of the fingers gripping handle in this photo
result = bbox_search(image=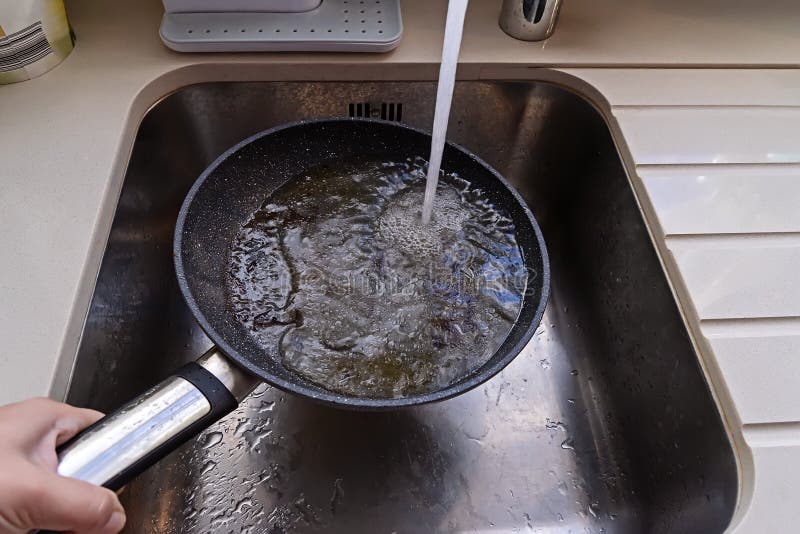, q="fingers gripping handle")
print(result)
[56,349,255,490]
